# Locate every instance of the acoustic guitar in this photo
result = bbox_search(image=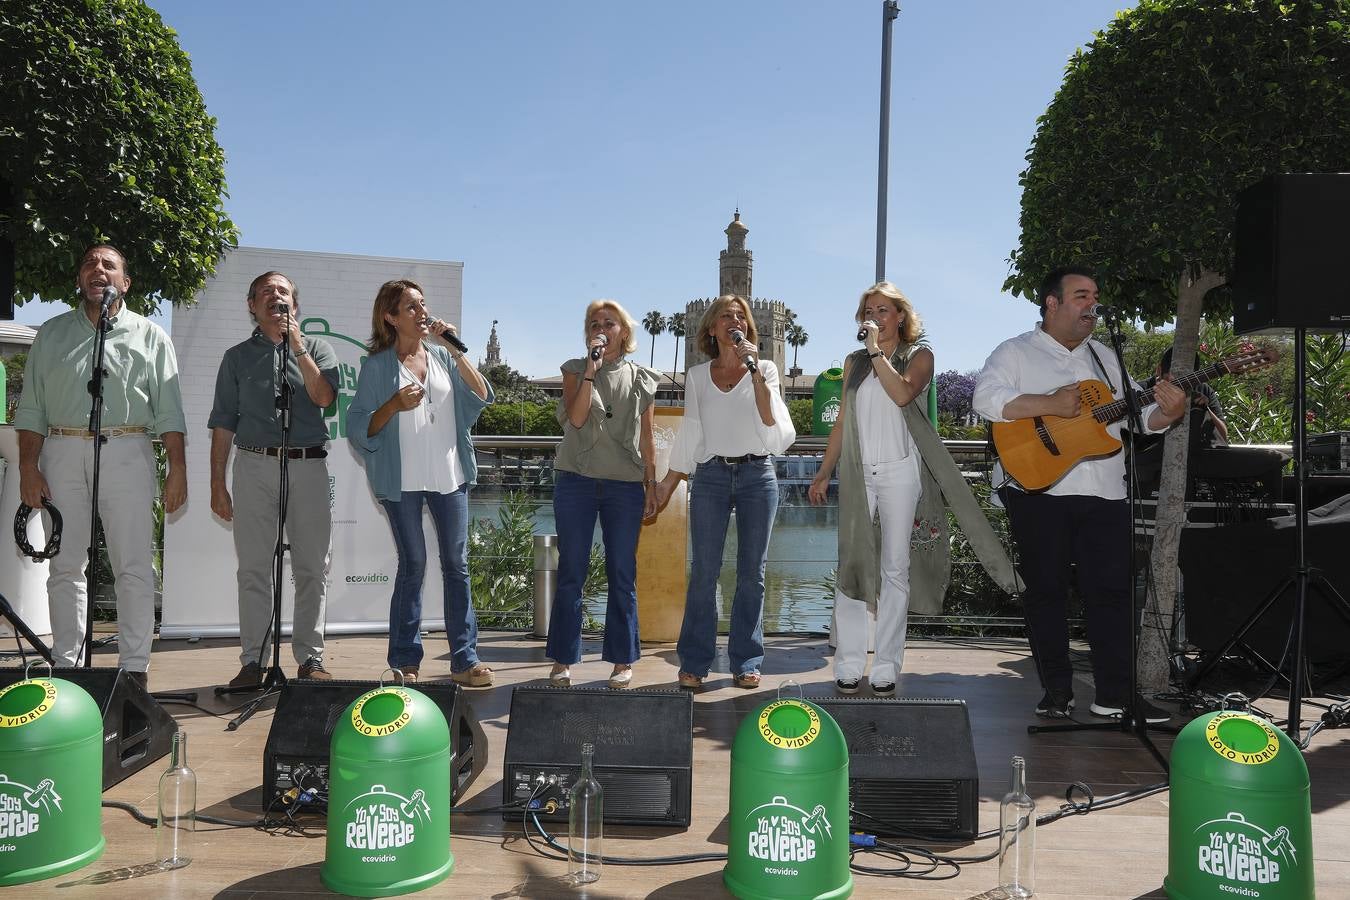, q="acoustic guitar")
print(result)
[990,348,1279,491]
